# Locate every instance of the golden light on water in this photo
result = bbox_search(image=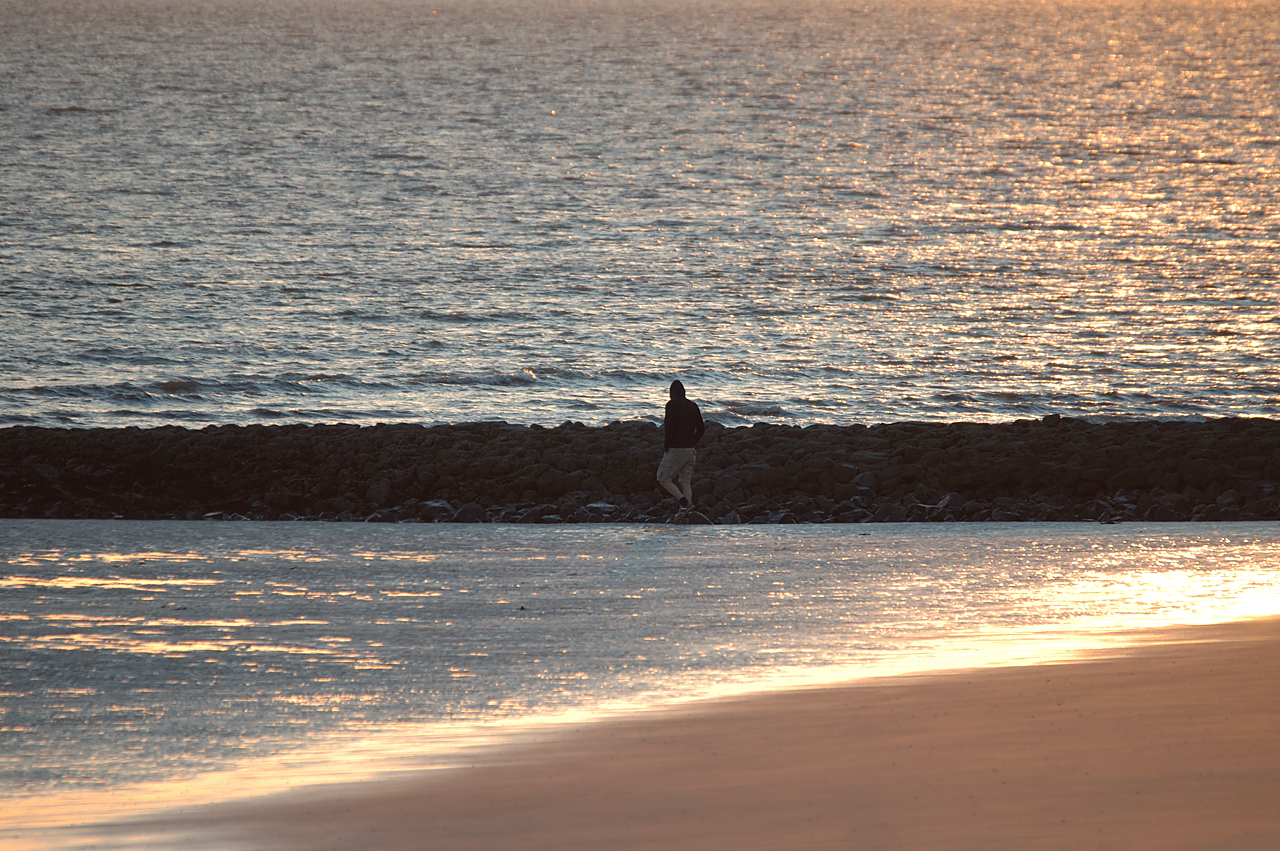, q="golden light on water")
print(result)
[0,576,223,591]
